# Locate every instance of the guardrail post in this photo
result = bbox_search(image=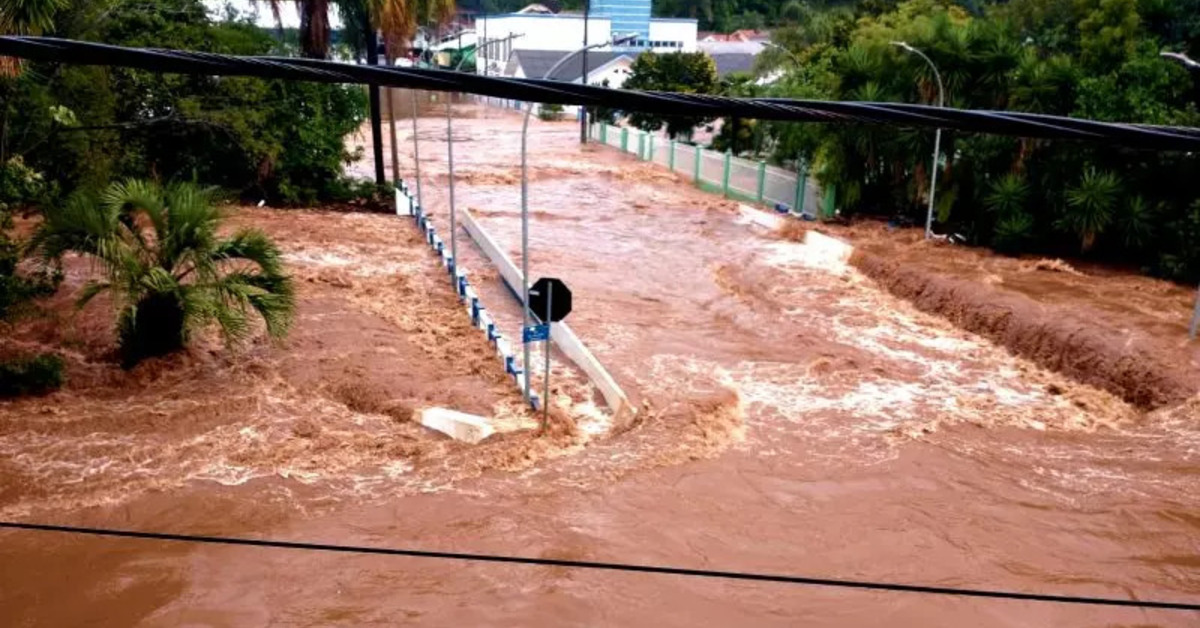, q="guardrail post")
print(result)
[648,135,655,162]
[756,160,766,203]
[693,145,701,184]
[638,132,645,159]
[669,139,676,171]
[722,150,732,198]
[795,160,808,217]
[621,127,628,152]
